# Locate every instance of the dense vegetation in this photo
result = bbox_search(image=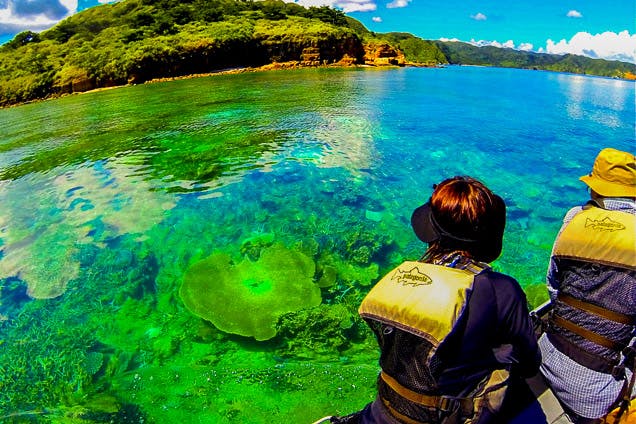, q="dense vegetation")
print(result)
[434,41,636,79]
[381,32,448,65]
[0,0,634,107]
[0,0,372,106]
